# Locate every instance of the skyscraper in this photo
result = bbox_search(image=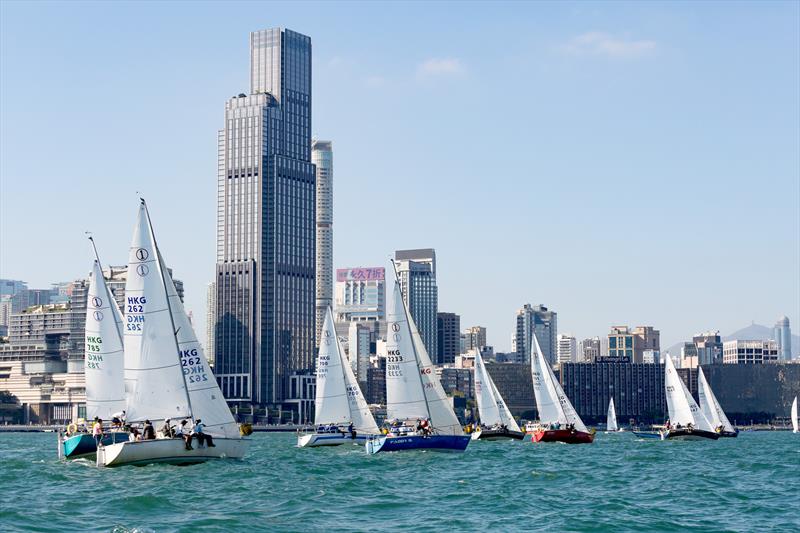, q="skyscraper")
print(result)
[437,312,461,365]
[312,140,333,345]
[774,316,792,361]
[215,28,316,409]
[206,282,216,365]
[514,304,557,365]
[395,249,438,357]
